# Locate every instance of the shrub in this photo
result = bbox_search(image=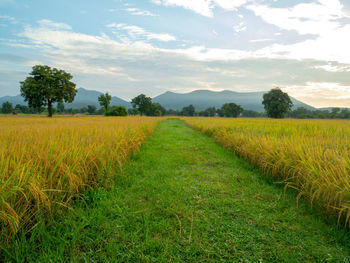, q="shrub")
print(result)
[105,106,128,116]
